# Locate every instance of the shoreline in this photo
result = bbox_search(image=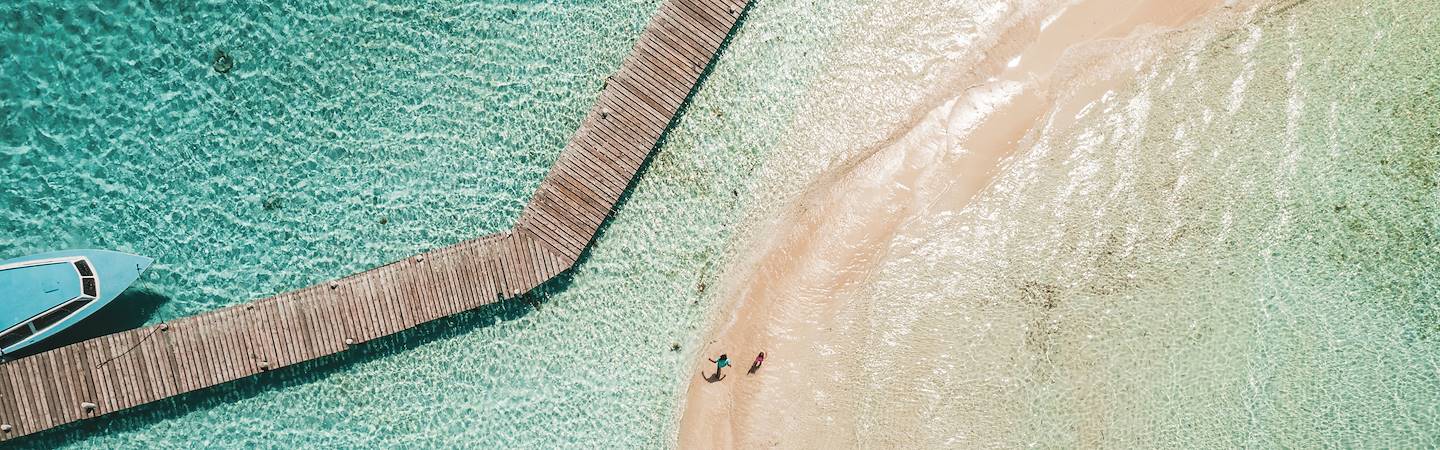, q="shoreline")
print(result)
[674,1,1249,447]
